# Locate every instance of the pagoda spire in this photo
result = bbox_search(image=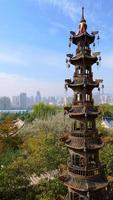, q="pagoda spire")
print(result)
[79,7,87,33]
[82,7,85,19]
